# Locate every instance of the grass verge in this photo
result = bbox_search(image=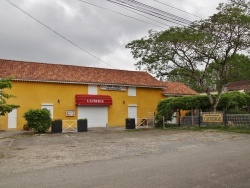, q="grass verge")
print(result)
[160,125,250,134]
